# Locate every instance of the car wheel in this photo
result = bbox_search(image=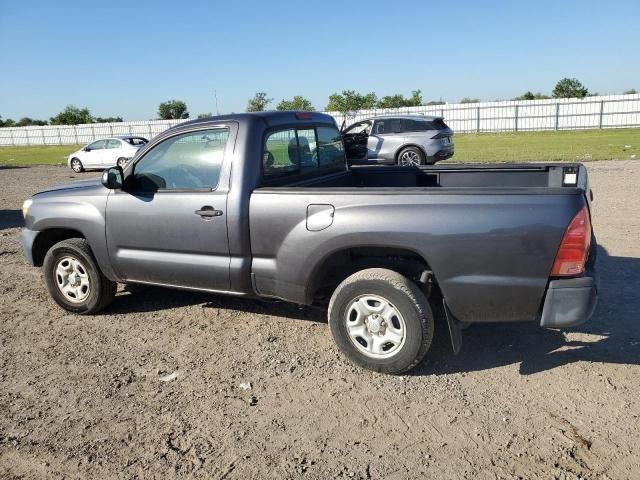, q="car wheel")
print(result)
[43,238,117,314]
[328,268,434,374]
[397,147,425,166]
[117,157,128,168]
[70,158,84,173]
